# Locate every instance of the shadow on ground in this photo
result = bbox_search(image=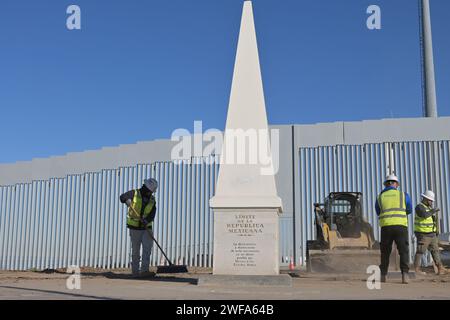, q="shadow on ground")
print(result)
[81,271,199,284]
[34,268,199,284]
[0,285,118,300]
